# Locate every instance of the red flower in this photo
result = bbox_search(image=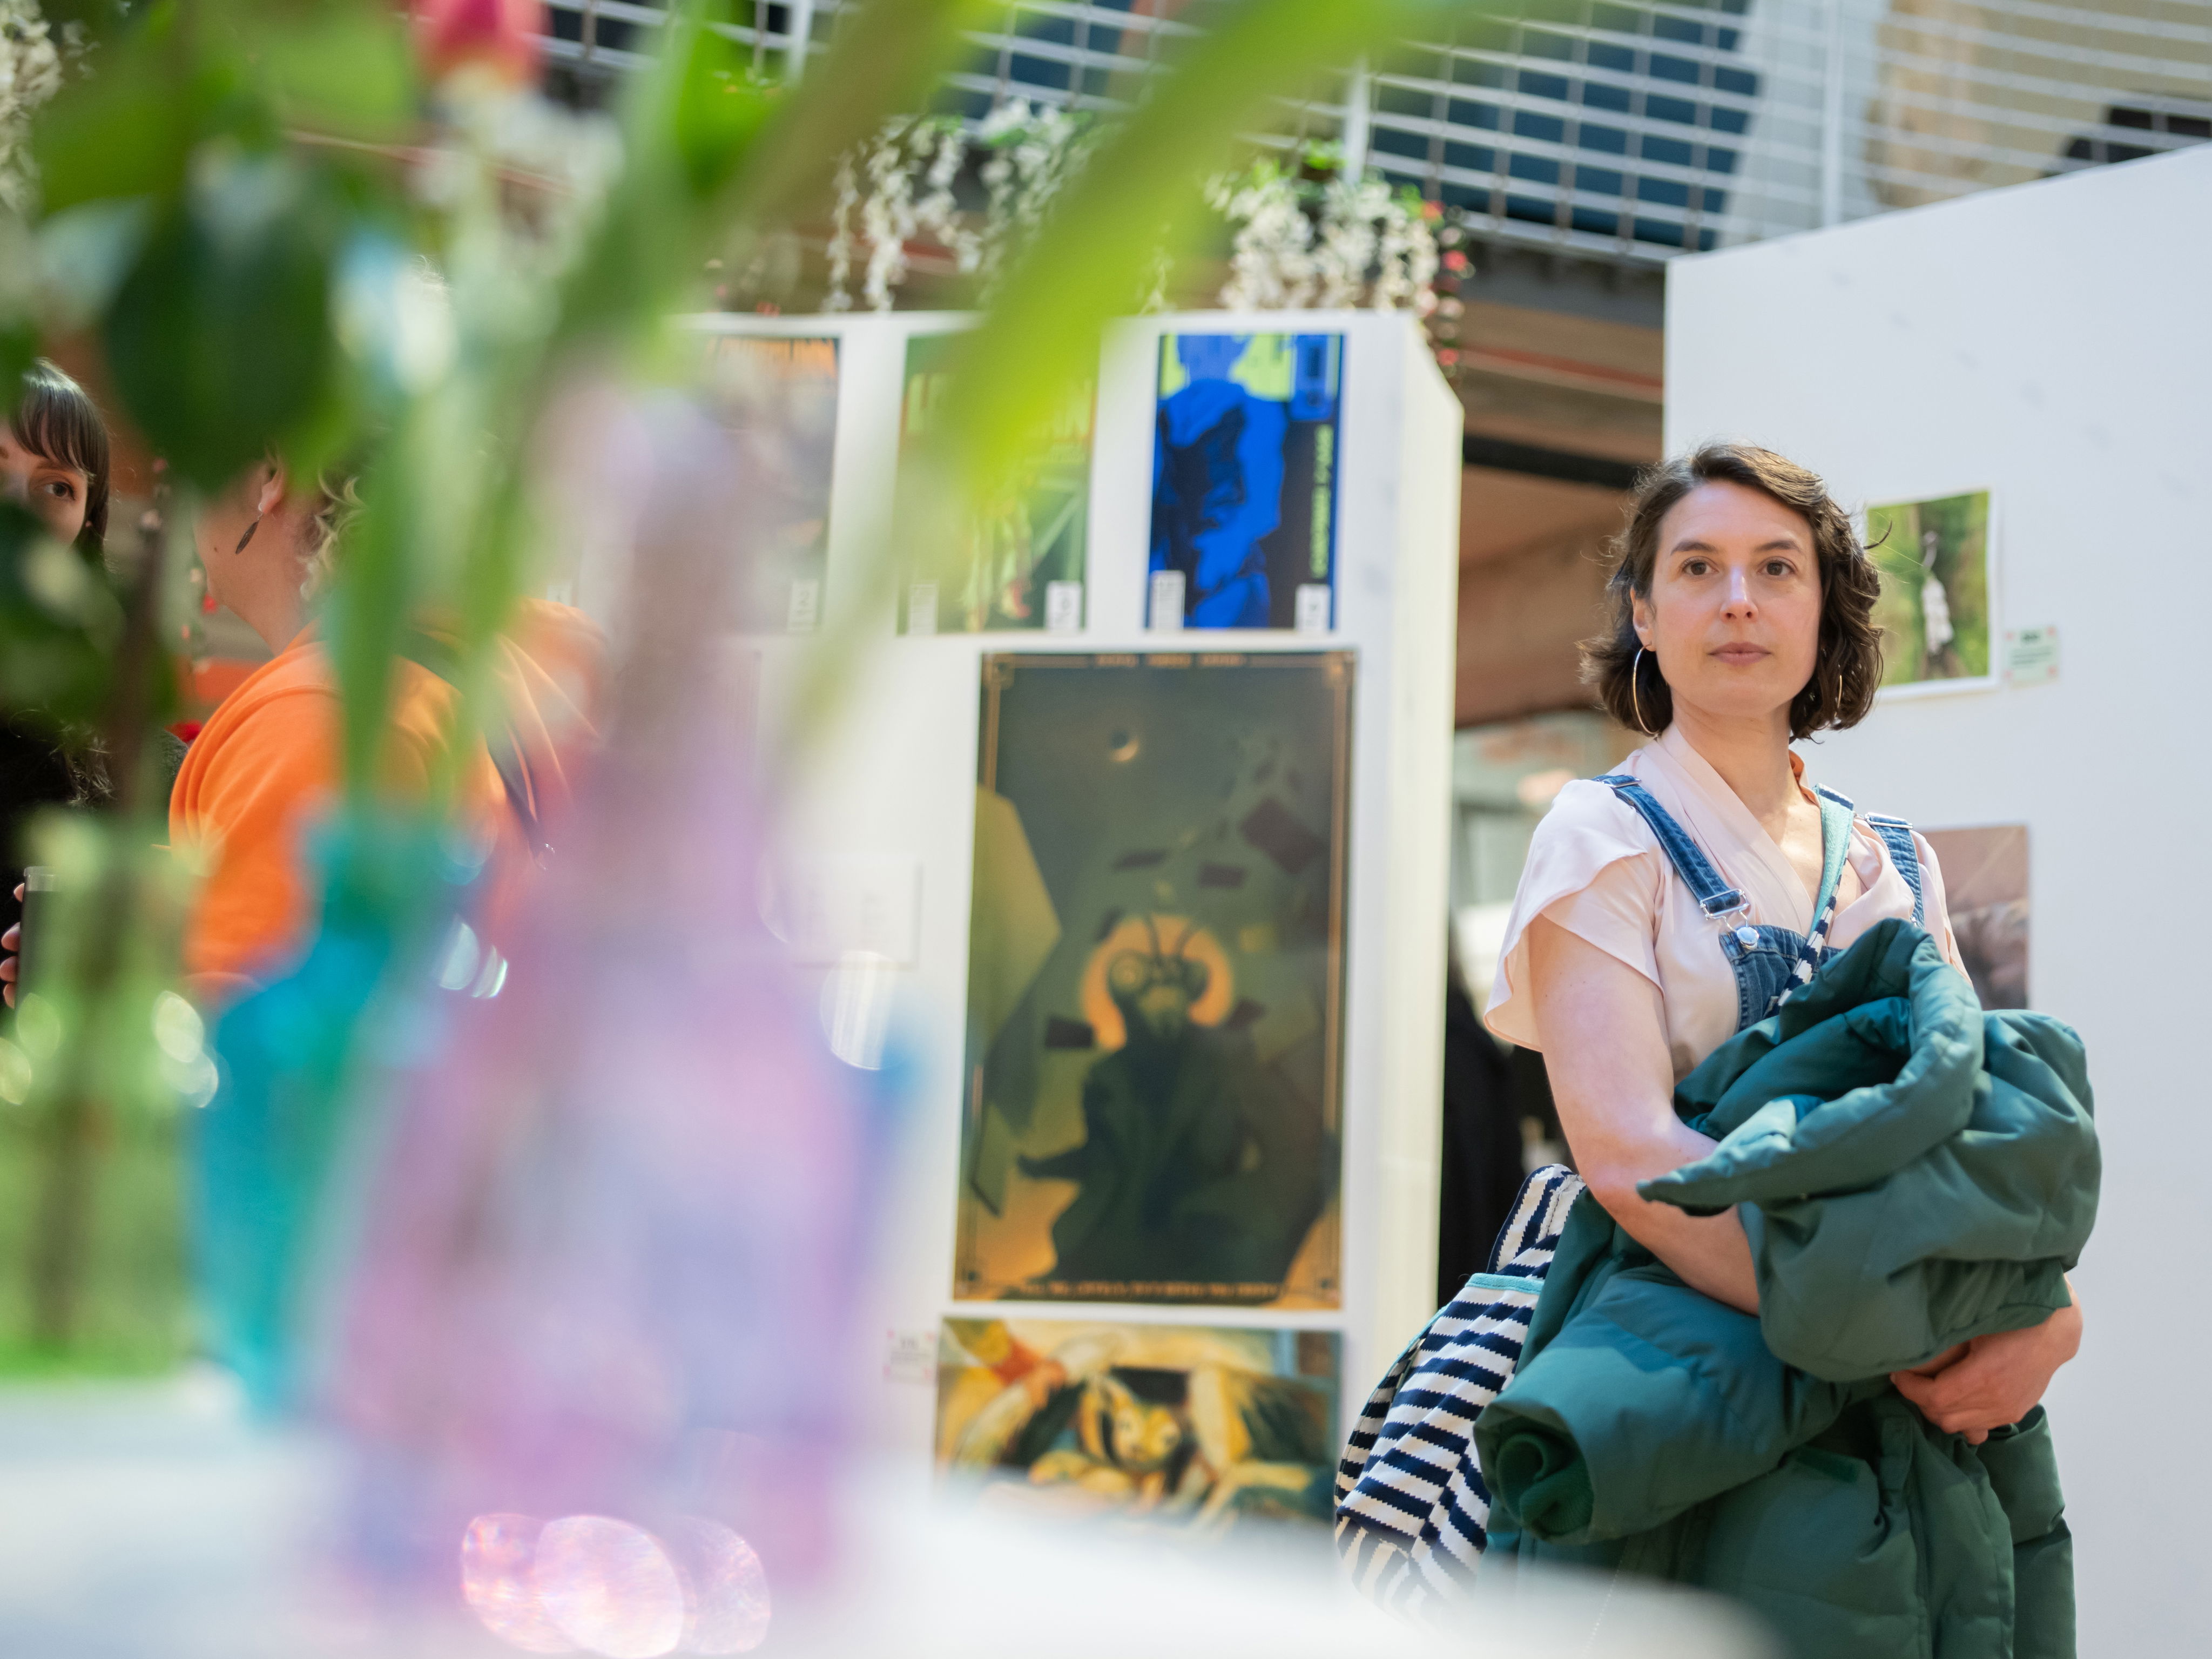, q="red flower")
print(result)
[415,0,546,85]
[1443,249,1469,273]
